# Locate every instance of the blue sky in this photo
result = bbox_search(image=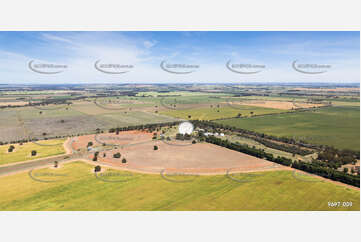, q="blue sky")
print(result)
[0,31,359,83]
